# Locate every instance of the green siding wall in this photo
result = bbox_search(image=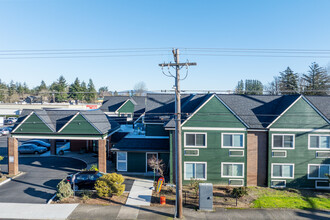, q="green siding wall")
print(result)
[271,98,330,129]
[145,124,169,136]
[159,152,170,176]
[269,98,330,188]
[268,131,330,188]
[181,130,247,185]
[117,100,135,114]
[14,113,53,133]
[183,96,246,128]
[127,152,146,172]
[60,114,100,135]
